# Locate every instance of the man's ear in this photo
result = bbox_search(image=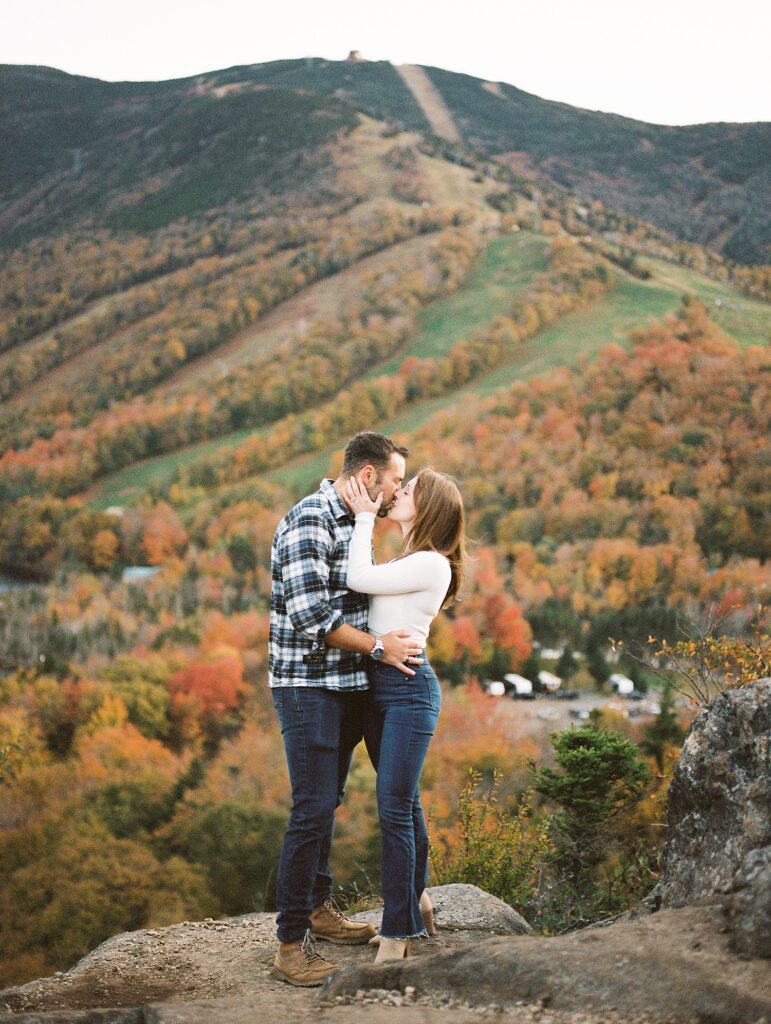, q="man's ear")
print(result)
[360,465,375,486]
